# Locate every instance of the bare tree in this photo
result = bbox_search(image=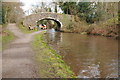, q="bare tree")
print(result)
[2,2,24,23]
